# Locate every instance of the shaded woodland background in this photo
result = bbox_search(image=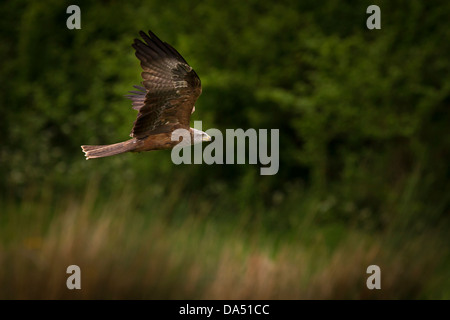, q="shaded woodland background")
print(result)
[0,0,449,299]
